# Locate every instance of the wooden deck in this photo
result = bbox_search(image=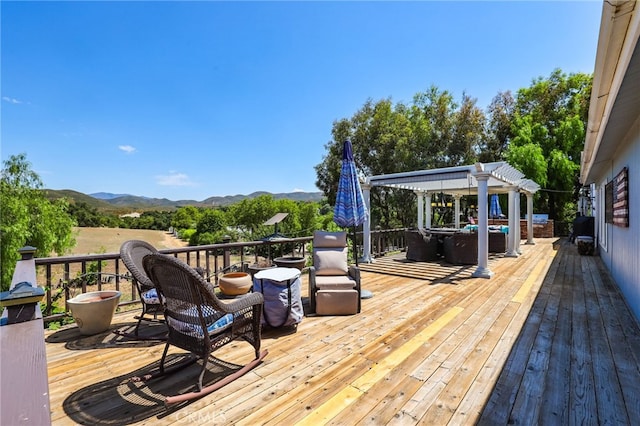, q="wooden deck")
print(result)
[43,238,640,425]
